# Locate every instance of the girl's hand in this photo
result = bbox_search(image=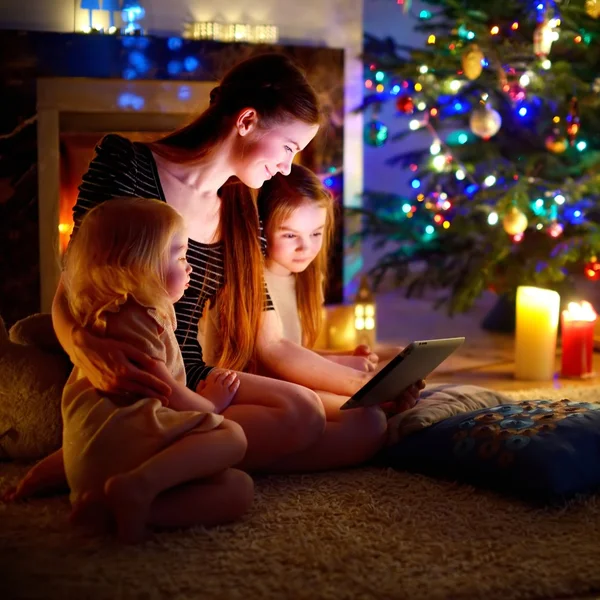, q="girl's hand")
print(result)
[380,379,426,417]
[71,327,171,403]
[197,369,240,413]
[342,356,378,373]
[353,344,379,366]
